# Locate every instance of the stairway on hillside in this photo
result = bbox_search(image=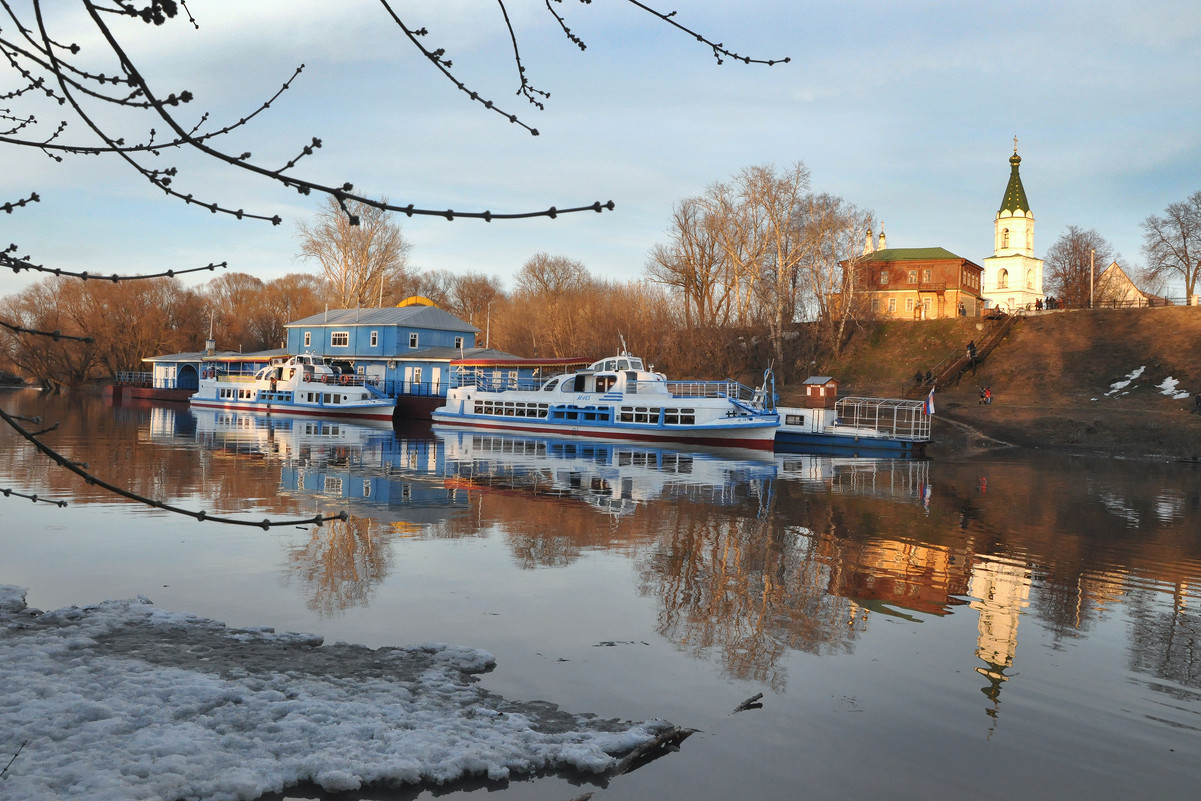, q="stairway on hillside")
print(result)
[904,313,1019,398]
